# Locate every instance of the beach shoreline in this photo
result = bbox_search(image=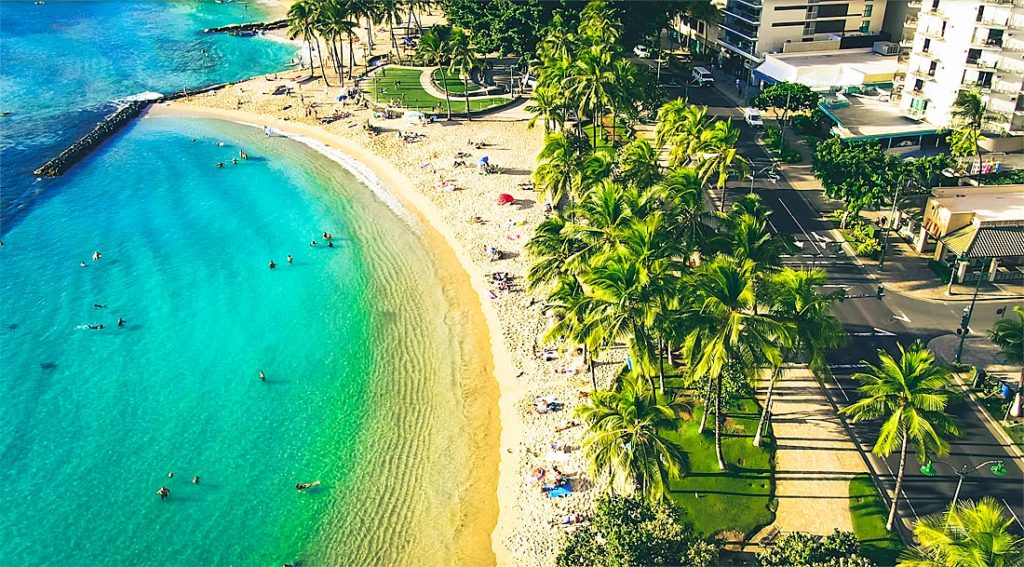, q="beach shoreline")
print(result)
[145,102,523,565]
